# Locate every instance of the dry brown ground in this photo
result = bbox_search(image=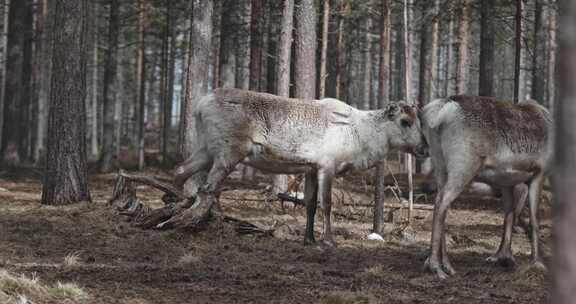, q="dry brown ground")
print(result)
[0,167,551,303]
